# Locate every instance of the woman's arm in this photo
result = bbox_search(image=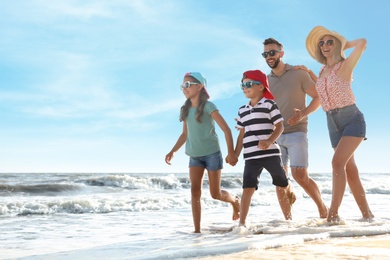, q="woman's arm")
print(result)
[339,38,367,81]
[294,65,318,82]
